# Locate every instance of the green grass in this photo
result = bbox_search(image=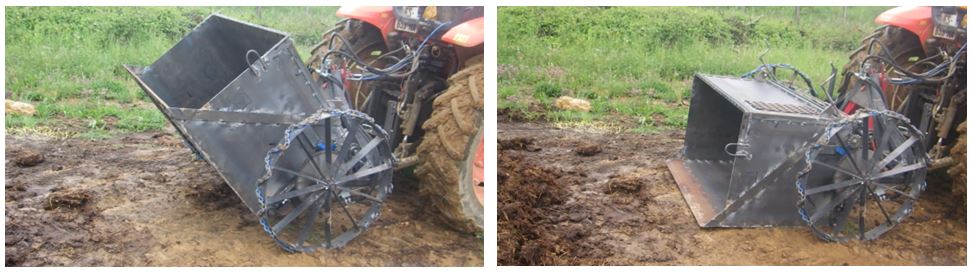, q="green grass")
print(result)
[5,6,339,138]
[499,6,889,133]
